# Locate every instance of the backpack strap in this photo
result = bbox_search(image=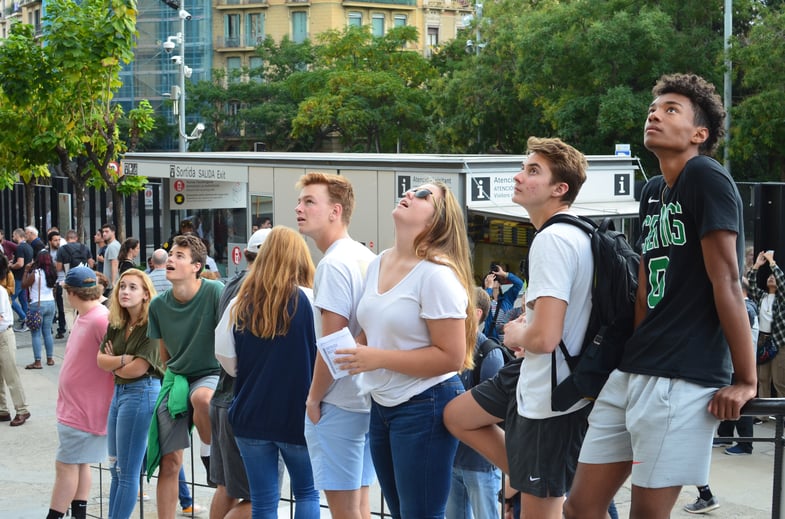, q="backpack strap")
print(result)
[550,339,581,397]
[536,214,593,401]
[474,338,502,387]
[537,212,596,237]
